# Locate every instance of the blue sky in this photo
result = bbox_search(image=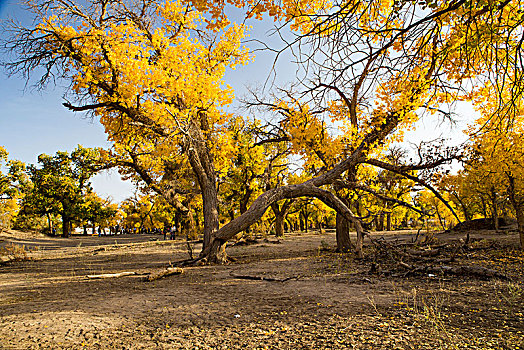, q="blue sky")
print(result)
[0,0,135,201]
[0,0,293,202]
